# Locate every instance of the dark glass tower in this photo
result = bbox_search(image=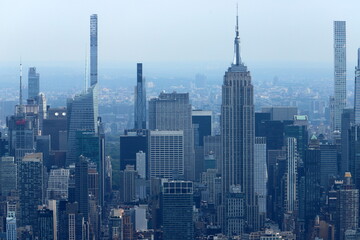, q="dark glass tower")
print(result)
[135,63,146,129]
[221,14,258,235]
